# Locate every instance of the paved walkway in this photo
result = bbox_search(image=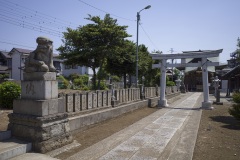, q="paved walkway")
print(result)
[13,92,229,160]
[66,92,203,160]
